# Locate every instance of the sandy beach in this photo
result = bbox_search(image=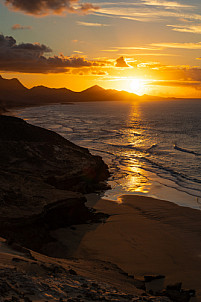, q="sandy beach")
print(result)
[49,194,201,299]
